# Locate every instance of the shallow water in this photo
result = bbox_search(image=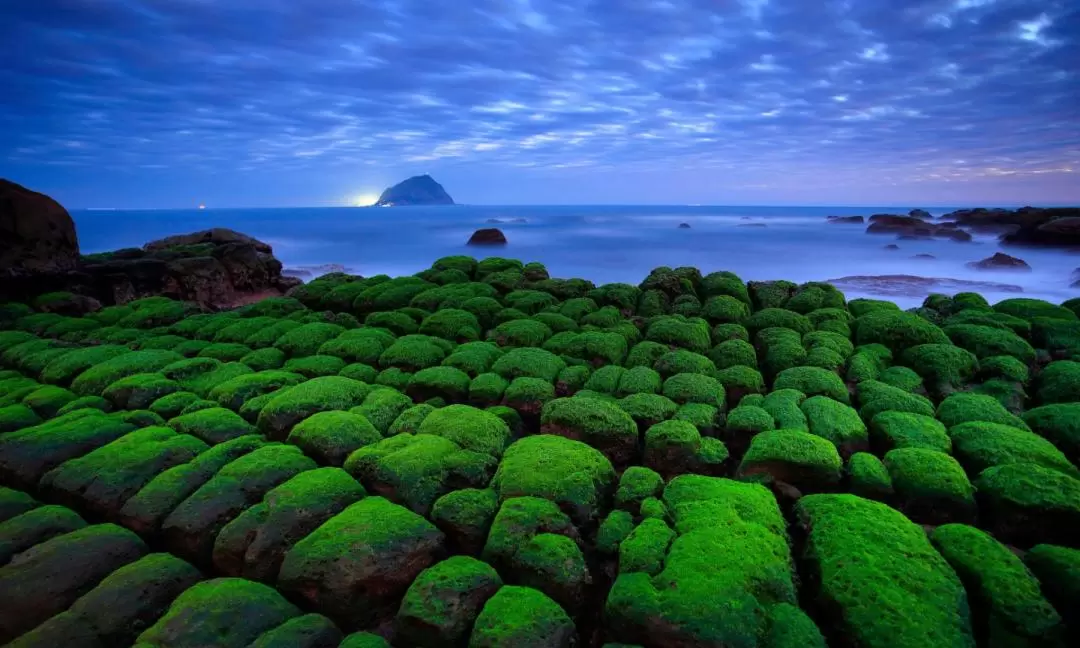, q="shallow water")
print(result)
[73,205,1080,309]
